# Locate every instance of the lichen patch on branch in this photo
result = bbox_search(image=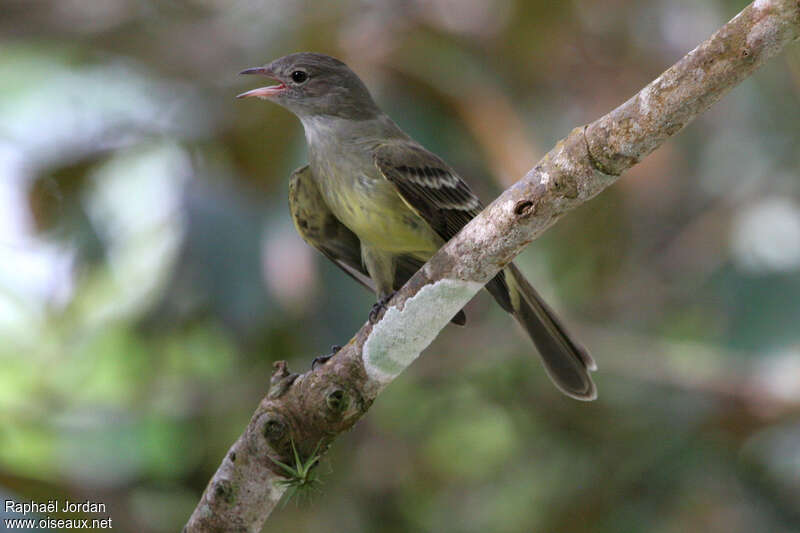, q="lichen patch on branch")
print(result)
[363,279,482,386]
